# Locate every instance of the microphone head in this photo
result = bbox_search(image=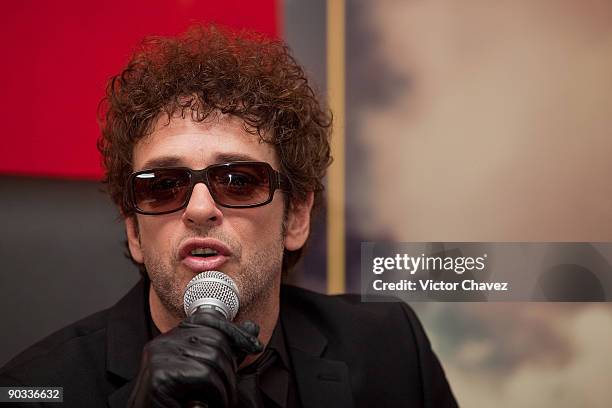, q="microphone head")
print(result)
[183,271,240,320]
